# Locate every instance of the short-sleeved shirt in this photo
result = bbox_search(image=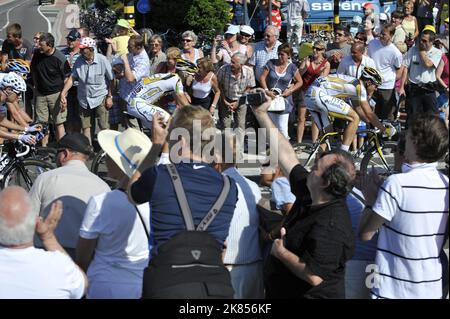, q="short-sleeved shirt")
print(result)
[0,247,85,299]
[264,164,355,299]
[403,46,443,85]
[118,49,150,100]
[130,162,238,255]
[1,39,33,61]
[216,64,256,101]
[60,47,81,86]
[368,39,403,90]
[112,35,130,56]
[249,40,282,81]
[72,52,114,109]
[271,176,296,210]
[264,59,298,114]
[336,55,377,79]
[30,49,71,95]
[120,73,184,105]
